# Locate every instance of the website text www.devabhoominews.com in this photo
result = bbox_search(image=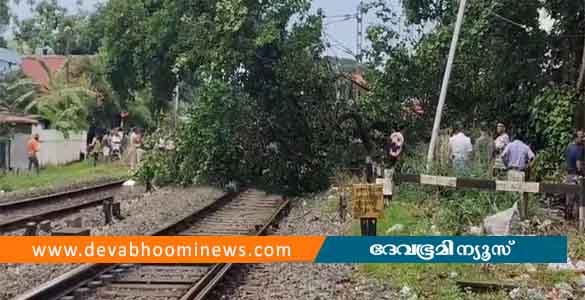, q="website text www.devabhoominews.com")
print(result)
[0,236,324,263]
[31,241,291,259]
